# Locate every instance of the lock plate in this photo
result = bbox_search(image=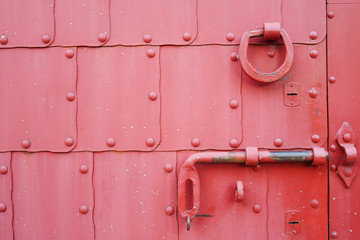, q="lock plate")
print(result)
[284,82,300,107]
[285,210,303,235]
